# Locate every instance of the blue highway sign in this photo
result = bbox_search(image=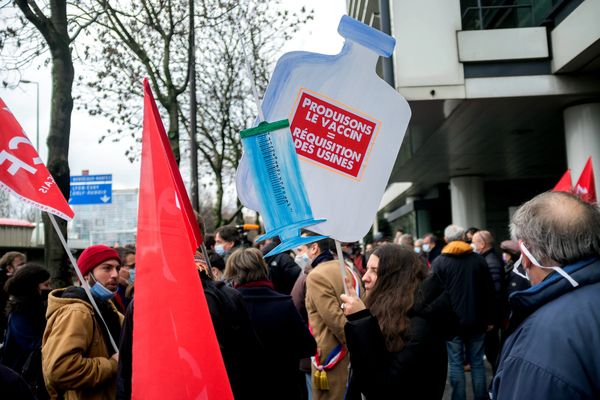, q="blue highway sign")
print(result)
[69,174,113,205]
